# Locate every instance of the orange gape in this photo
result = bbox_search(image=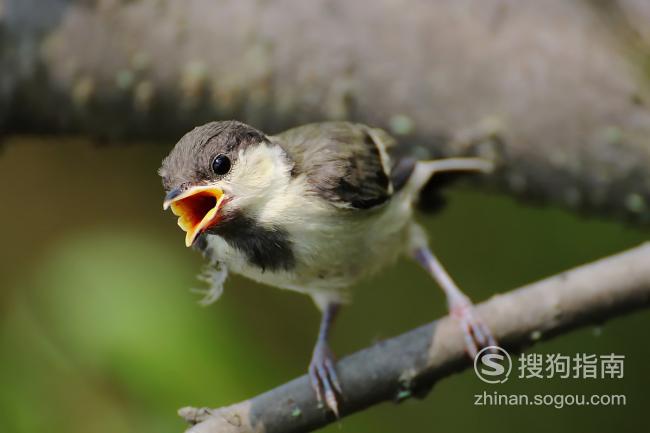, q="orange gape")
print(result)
[164,186,224,247]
